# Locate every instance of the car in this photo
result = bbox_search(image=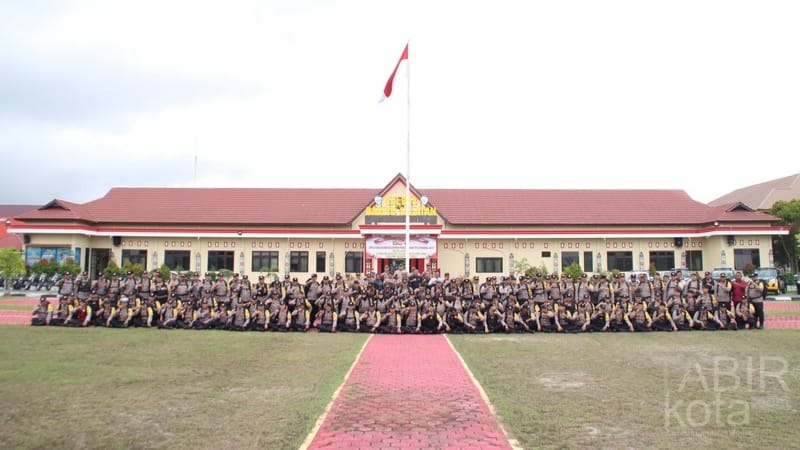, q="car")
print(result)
[670,268,694,280]
[625,271,652,282]
[756,267,786,294]
[710,267,735,282]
